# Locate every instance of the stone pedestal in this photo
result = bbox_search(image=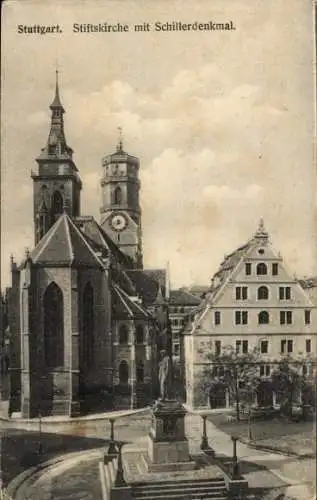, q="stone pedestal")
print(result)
[147,399,196,472]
